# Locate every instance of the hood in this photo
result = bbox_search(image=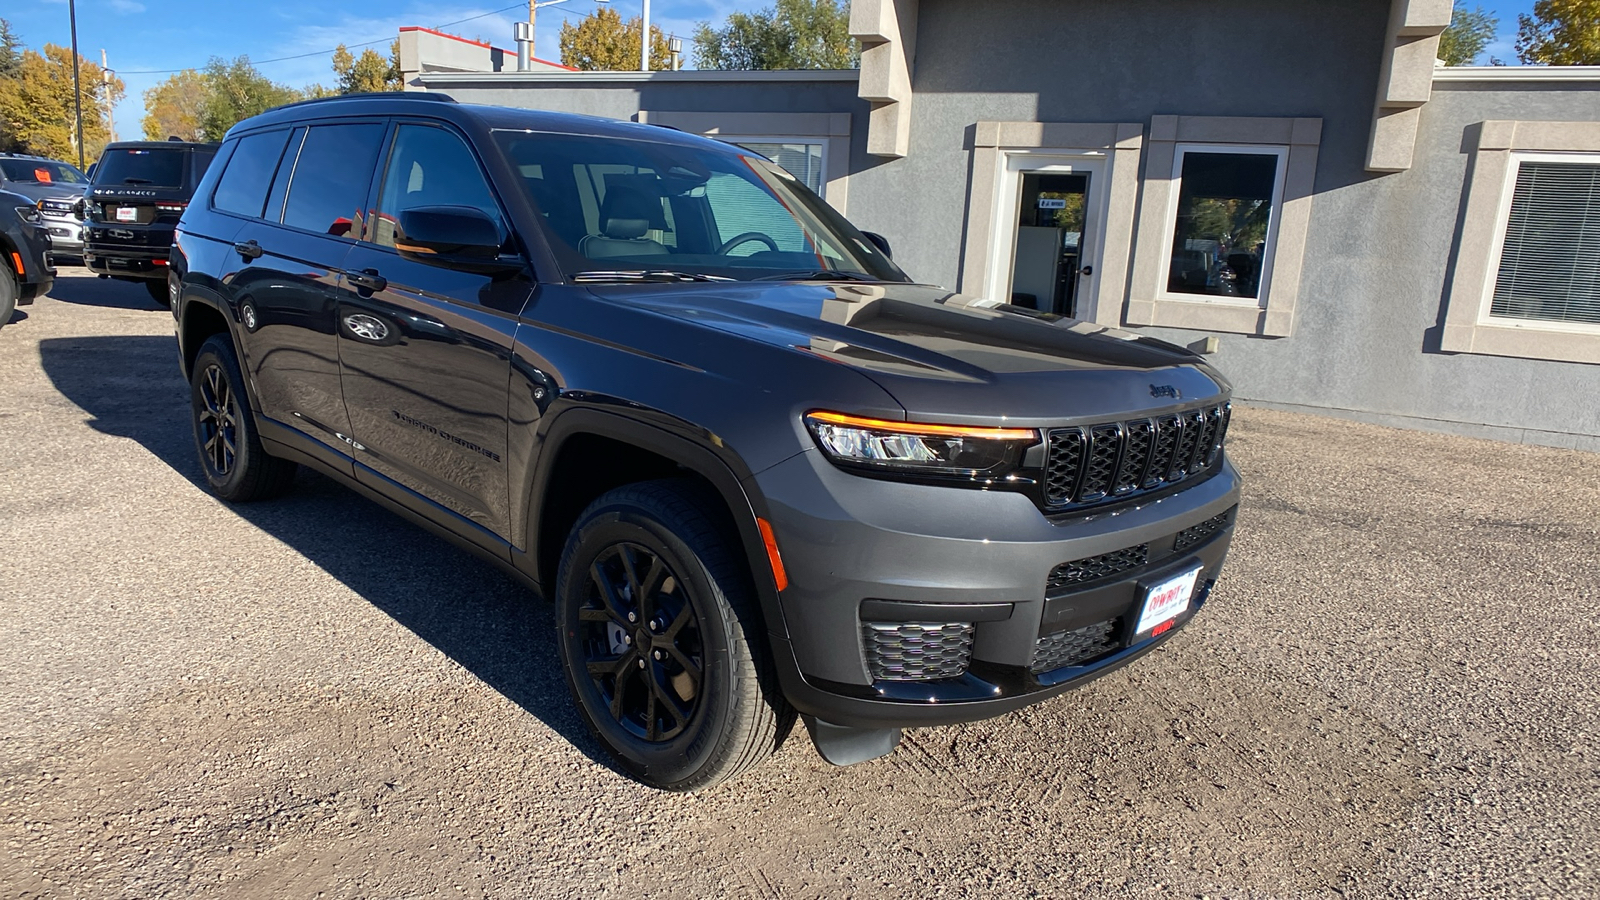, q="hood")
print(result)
[4,182,88,204]
[588,281,1232,426]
